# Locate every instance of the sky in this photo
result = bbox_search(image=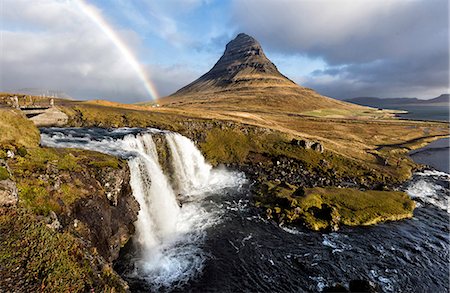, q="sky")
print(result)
[0,0,448,103]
